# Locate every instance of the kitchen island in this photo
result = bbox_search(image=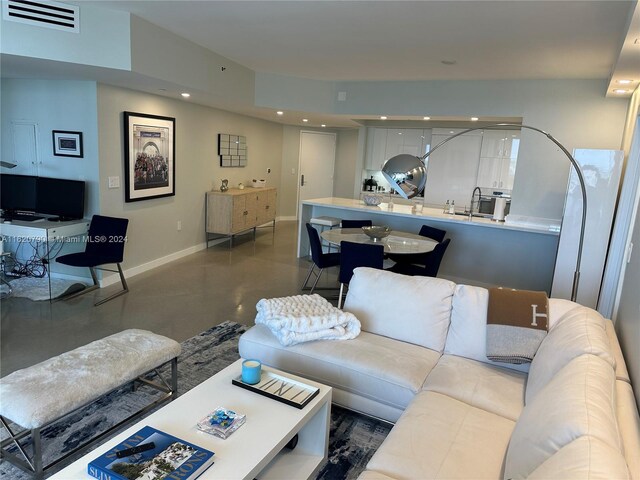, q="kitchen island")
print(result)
[299,197,560,292]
